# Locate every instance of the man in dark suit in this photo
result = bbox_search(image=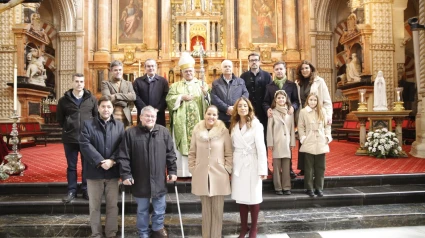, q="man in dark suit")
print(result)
[133,59,169,126]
